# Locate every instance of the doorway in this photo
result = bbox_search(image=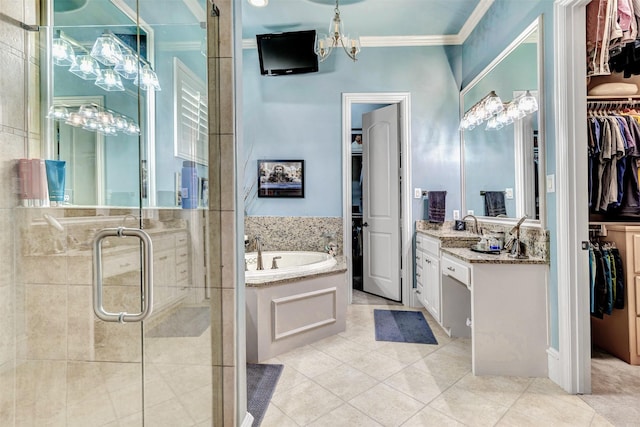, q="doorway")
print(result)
[342,93,412,306]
